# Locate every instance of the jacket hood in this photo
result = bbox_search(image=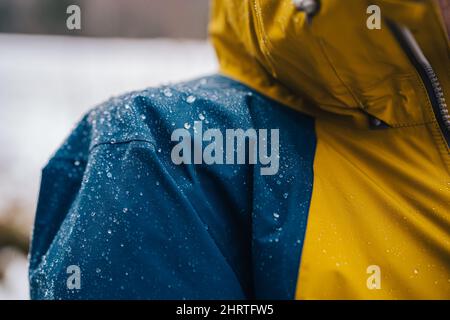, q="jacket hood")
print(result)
[209,0,450,128]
